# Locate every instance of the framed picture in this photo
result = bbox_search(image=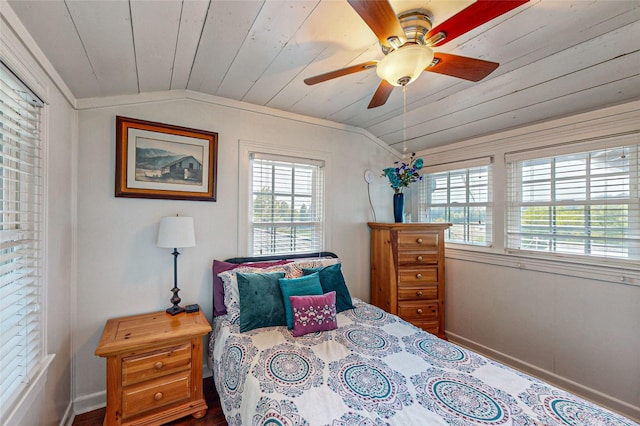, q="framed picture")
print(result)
[115,116,218,201]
